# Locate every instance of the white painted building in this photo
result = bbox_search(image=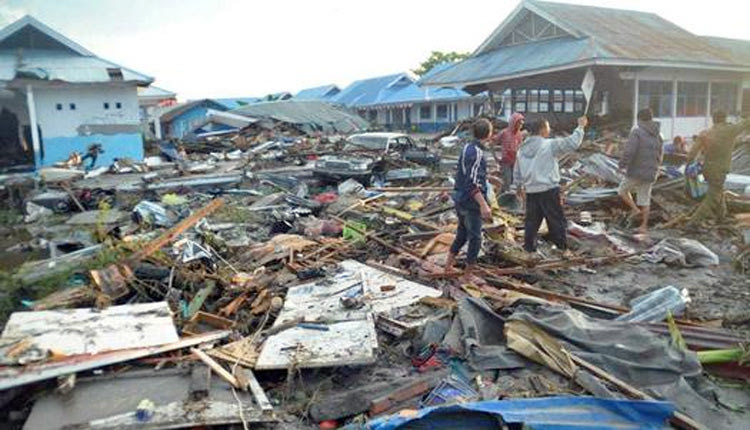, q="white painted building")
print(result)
[0,15,153,171]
